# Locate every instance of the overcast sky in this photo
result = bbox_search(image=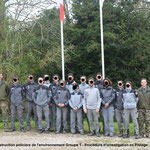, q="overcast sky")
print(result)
[6,0,58,21]
[6,0,150,21]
